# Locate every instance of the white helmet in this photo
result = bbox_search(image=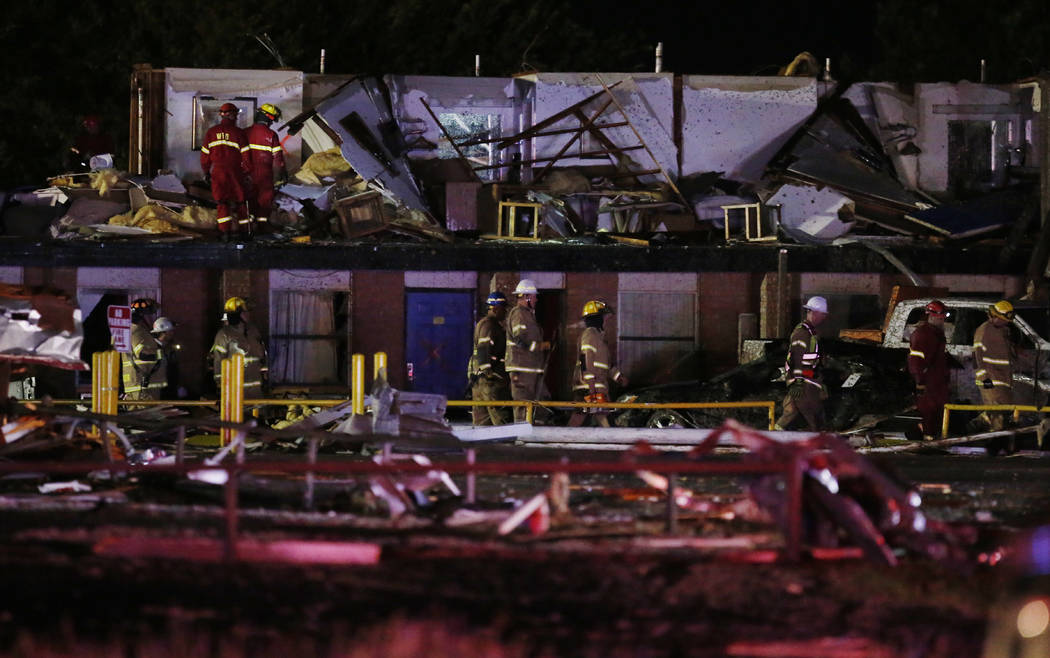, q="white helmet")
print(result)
[514,278,538,295]
[803,296,828,314]
[151,316,175,333]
